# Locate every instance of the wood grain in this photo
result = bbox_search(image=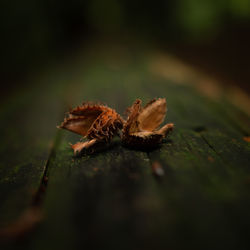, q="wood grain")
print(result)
[1,43,249,250]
